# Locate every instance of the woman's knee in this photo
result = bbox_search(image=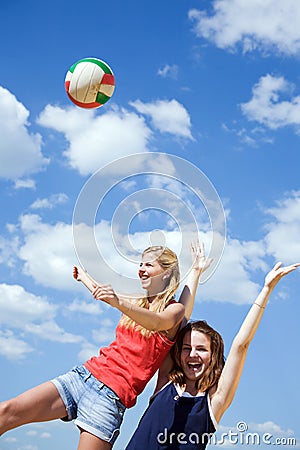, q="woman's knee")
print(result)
[0,399,14,417]
[0,398,18,433]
